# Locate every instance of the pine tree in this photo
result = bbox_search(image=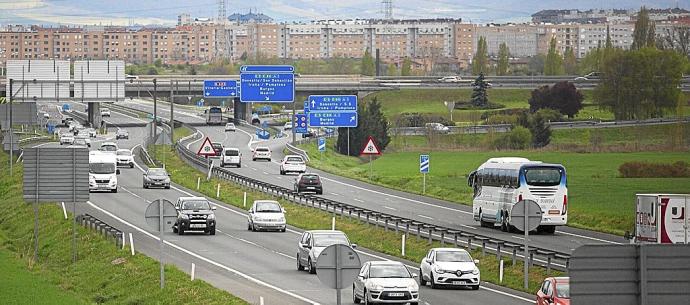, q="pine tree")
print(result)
[632,7,657,50]
[361,48,375,76]
[336,98,389,155]
[401,57,412,76]
[497,42,510,76]
[472,37,489,75]
[544,37,565,75]
[471,72,489,108]
[563,47,578,75]
[605,25,613,49]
